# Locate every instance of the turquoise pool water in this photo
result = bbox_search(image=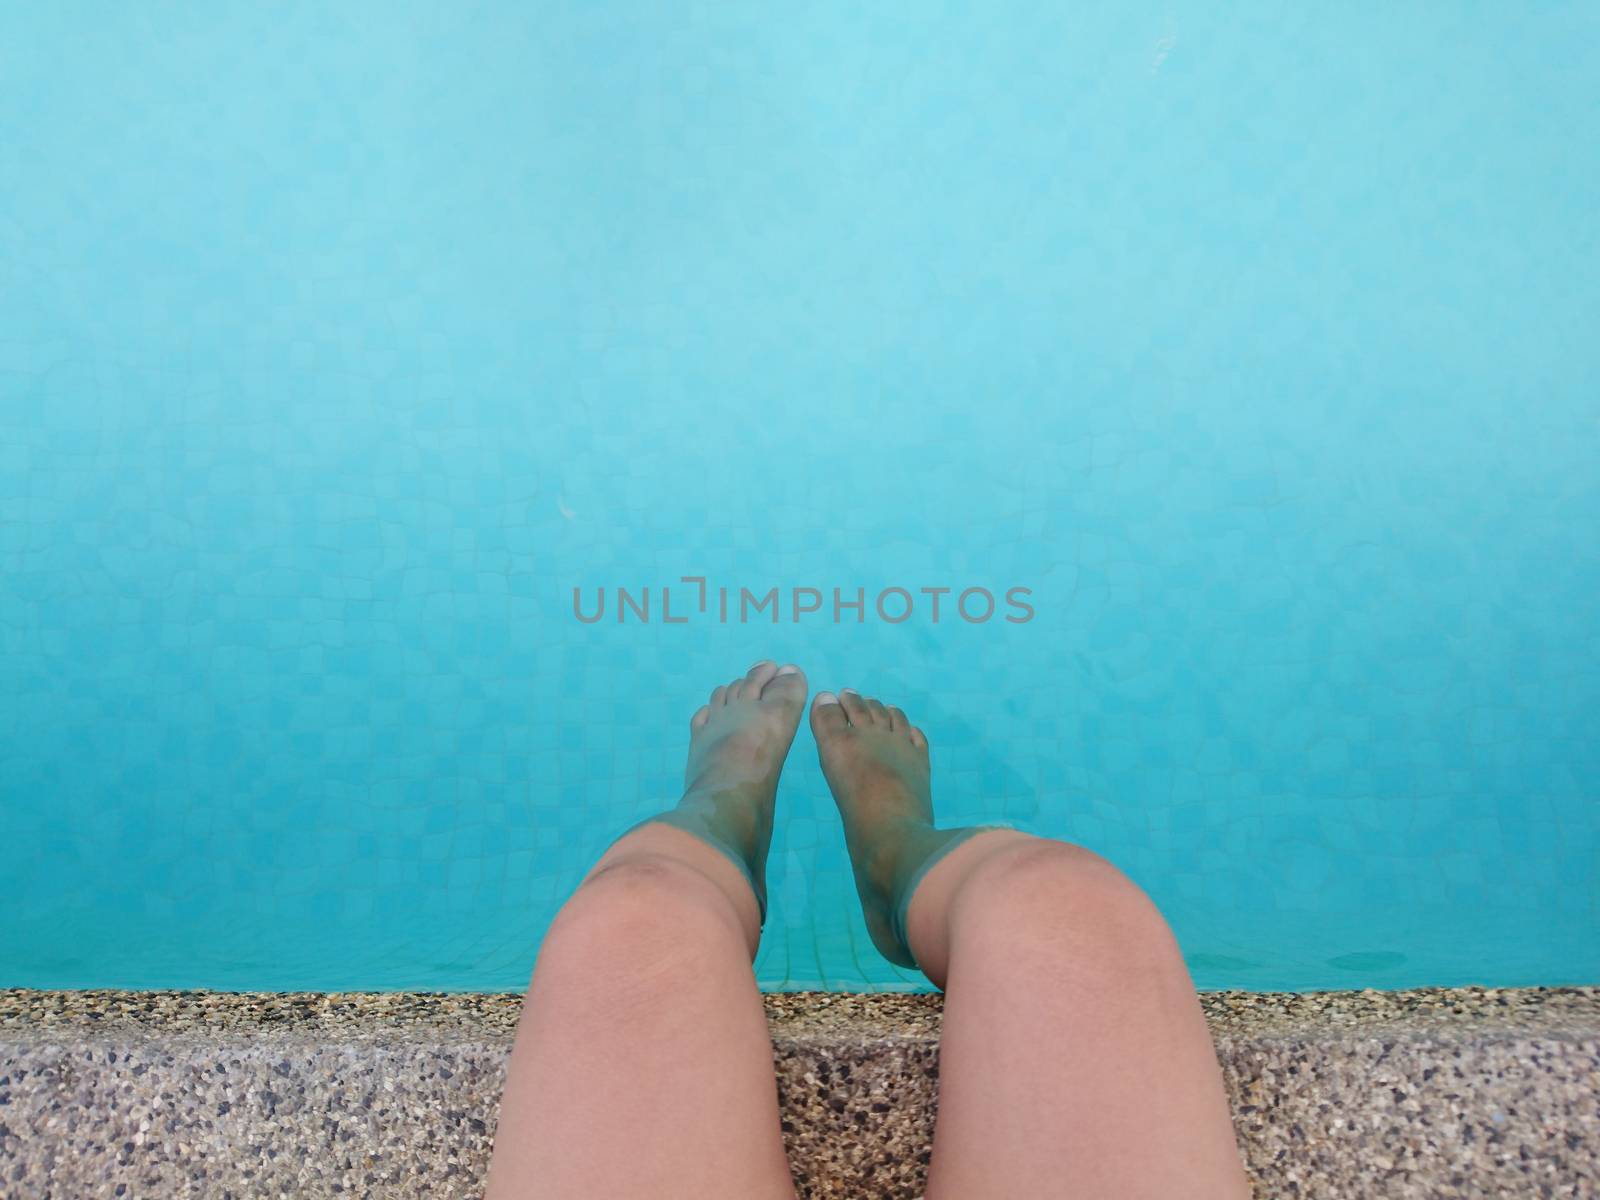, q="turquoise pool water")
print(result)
[3,3,1597,993]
